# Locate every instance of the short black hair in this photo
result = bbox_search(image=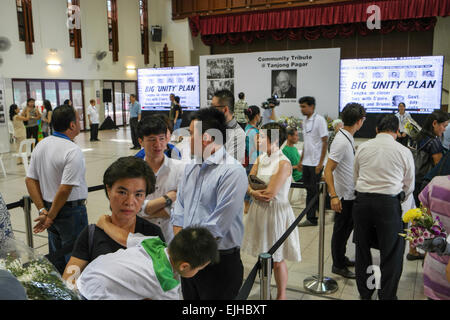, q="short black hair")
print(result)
[27,98,35,104]
[191,107,227,145]
[63,99,71,105]
[261,122,287,147]
[154,113,173,133]
[299,96,315,106]
[51,105,76,132]
[174,96,180,104]
[213,89,235,113]
[103,157,155,199]
[238,92,245,100]
[286,126,298,136]
[341,103,366,127]
[168,226,219,268]
[243,105,260,122]
[376,114,400,133]
[137,115,168,139]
